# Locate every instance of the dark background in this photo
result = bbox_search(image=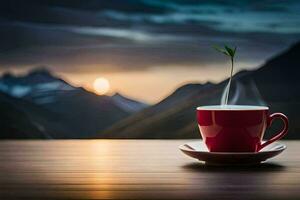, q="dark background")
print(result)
[0,0,299,139]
